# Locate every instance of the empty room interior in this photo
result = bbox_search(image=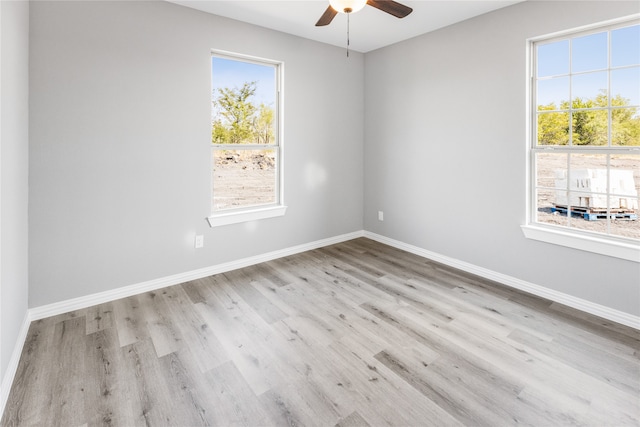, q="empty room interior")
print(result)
[1,0,639,425]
